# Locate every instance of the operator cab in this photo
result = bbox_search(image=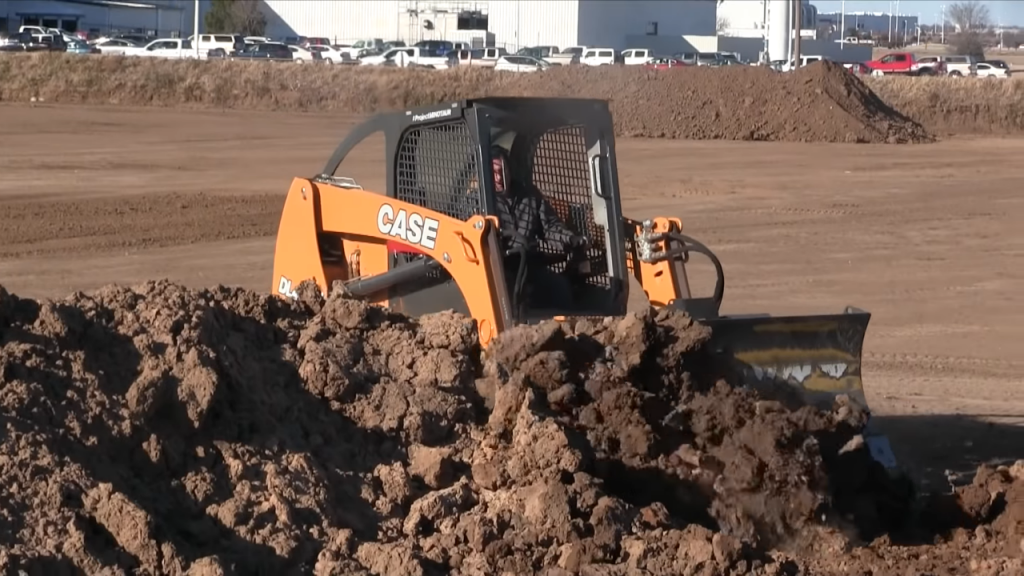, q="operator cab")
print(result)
[318,97,630,324]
